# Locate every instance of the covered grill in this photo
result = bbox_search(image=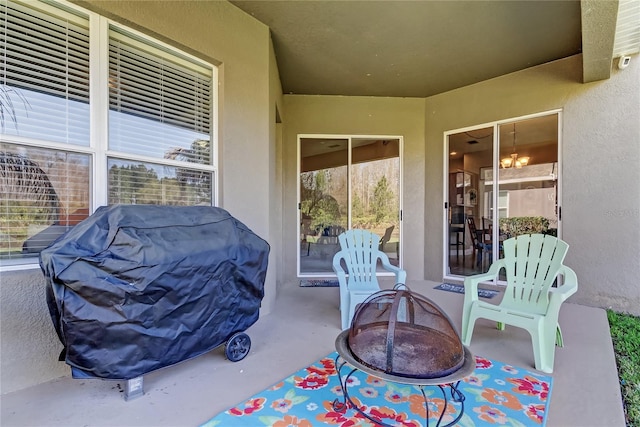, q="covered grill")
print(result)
[40,205,270,383]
